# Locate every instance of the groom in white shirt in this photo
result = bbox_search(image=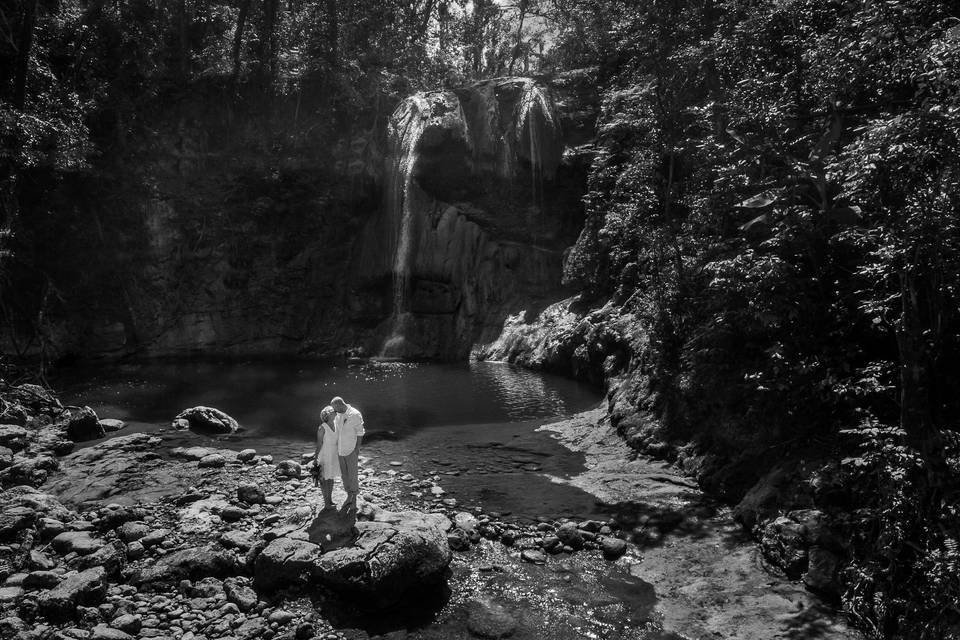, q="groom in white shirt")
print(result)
[332,396,364,510]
